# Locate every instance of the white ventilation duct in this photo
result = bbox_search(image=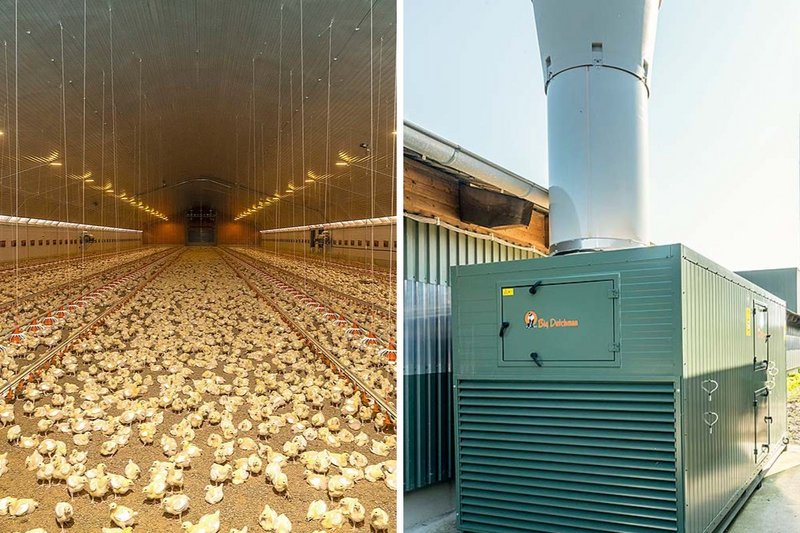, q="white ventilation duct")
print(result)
[532,0,661,254]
